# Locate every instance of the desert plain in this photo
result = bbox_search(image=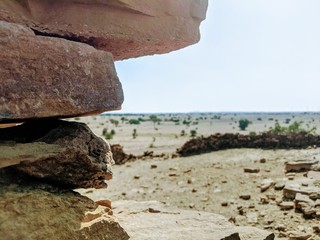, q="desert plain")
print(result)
[77,112,320,239]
